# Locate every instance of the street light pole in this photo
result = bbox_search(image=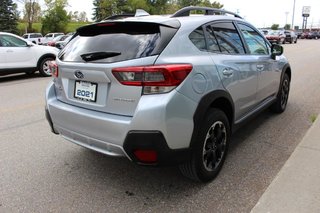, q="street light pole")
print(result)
[291,0,296,29]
